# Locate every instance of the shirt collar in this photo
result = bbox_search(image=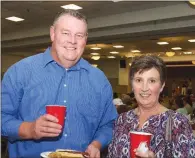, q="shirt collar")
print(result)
[69,58,90,72]
[42,47,54,67]
[42,47,90,71]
